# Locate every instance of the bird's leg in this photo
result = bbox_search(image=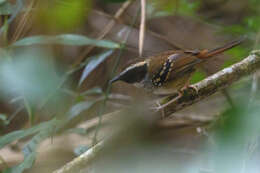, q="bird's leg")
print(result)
[180,79,198,94]
[156,94,181,111]
[150,92,179,112]
[155,80,198,111]
[156,100,165,119]
[184,49,200,55]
